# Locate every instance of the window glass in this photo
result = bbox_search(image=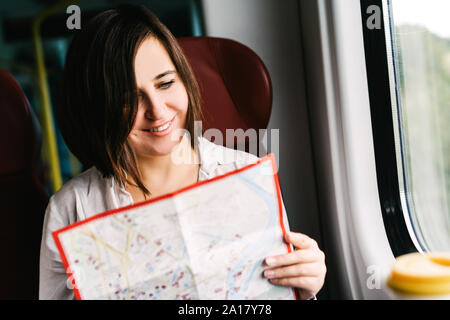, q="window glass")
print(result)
[390,0,450,251]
